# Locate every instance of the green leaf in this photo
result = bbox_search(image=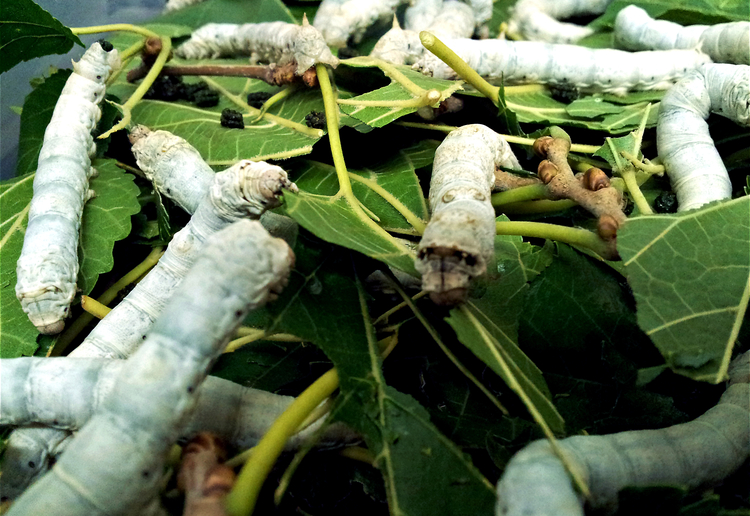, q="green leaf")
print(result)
[0,160,139,358]
[16,69,71,176]
[592,0,750,27]
[566,97,625,119]
[0,0,82,74]
[290,143,431,234]
[594,133,639,169]
[618,197,750,382]
[283,191,418,275]
[149,0,295,27]
[339,59,463,128]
